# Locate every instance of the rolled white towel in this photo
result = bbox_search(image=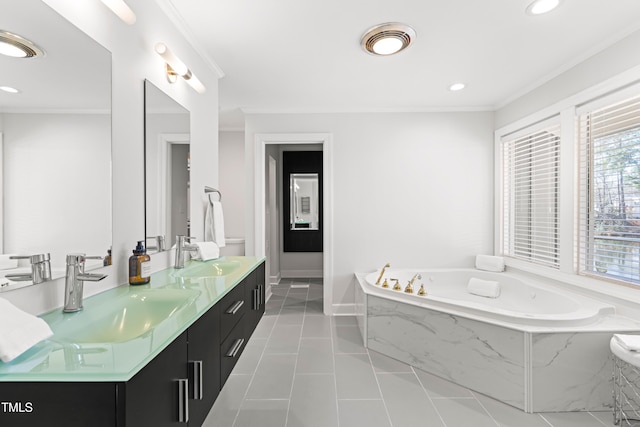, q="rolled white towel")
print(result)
[475,255,505,272]
[613,334,640,352]
[468,277,501,298]
[0,298,53,363]
[192,241,220,261]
